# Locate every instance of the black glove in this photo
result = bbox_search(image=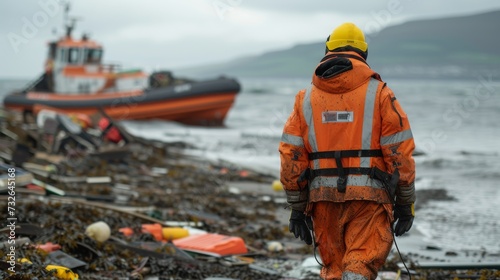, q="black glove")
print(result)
[289,209,313,245]
[393,204,414,237]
